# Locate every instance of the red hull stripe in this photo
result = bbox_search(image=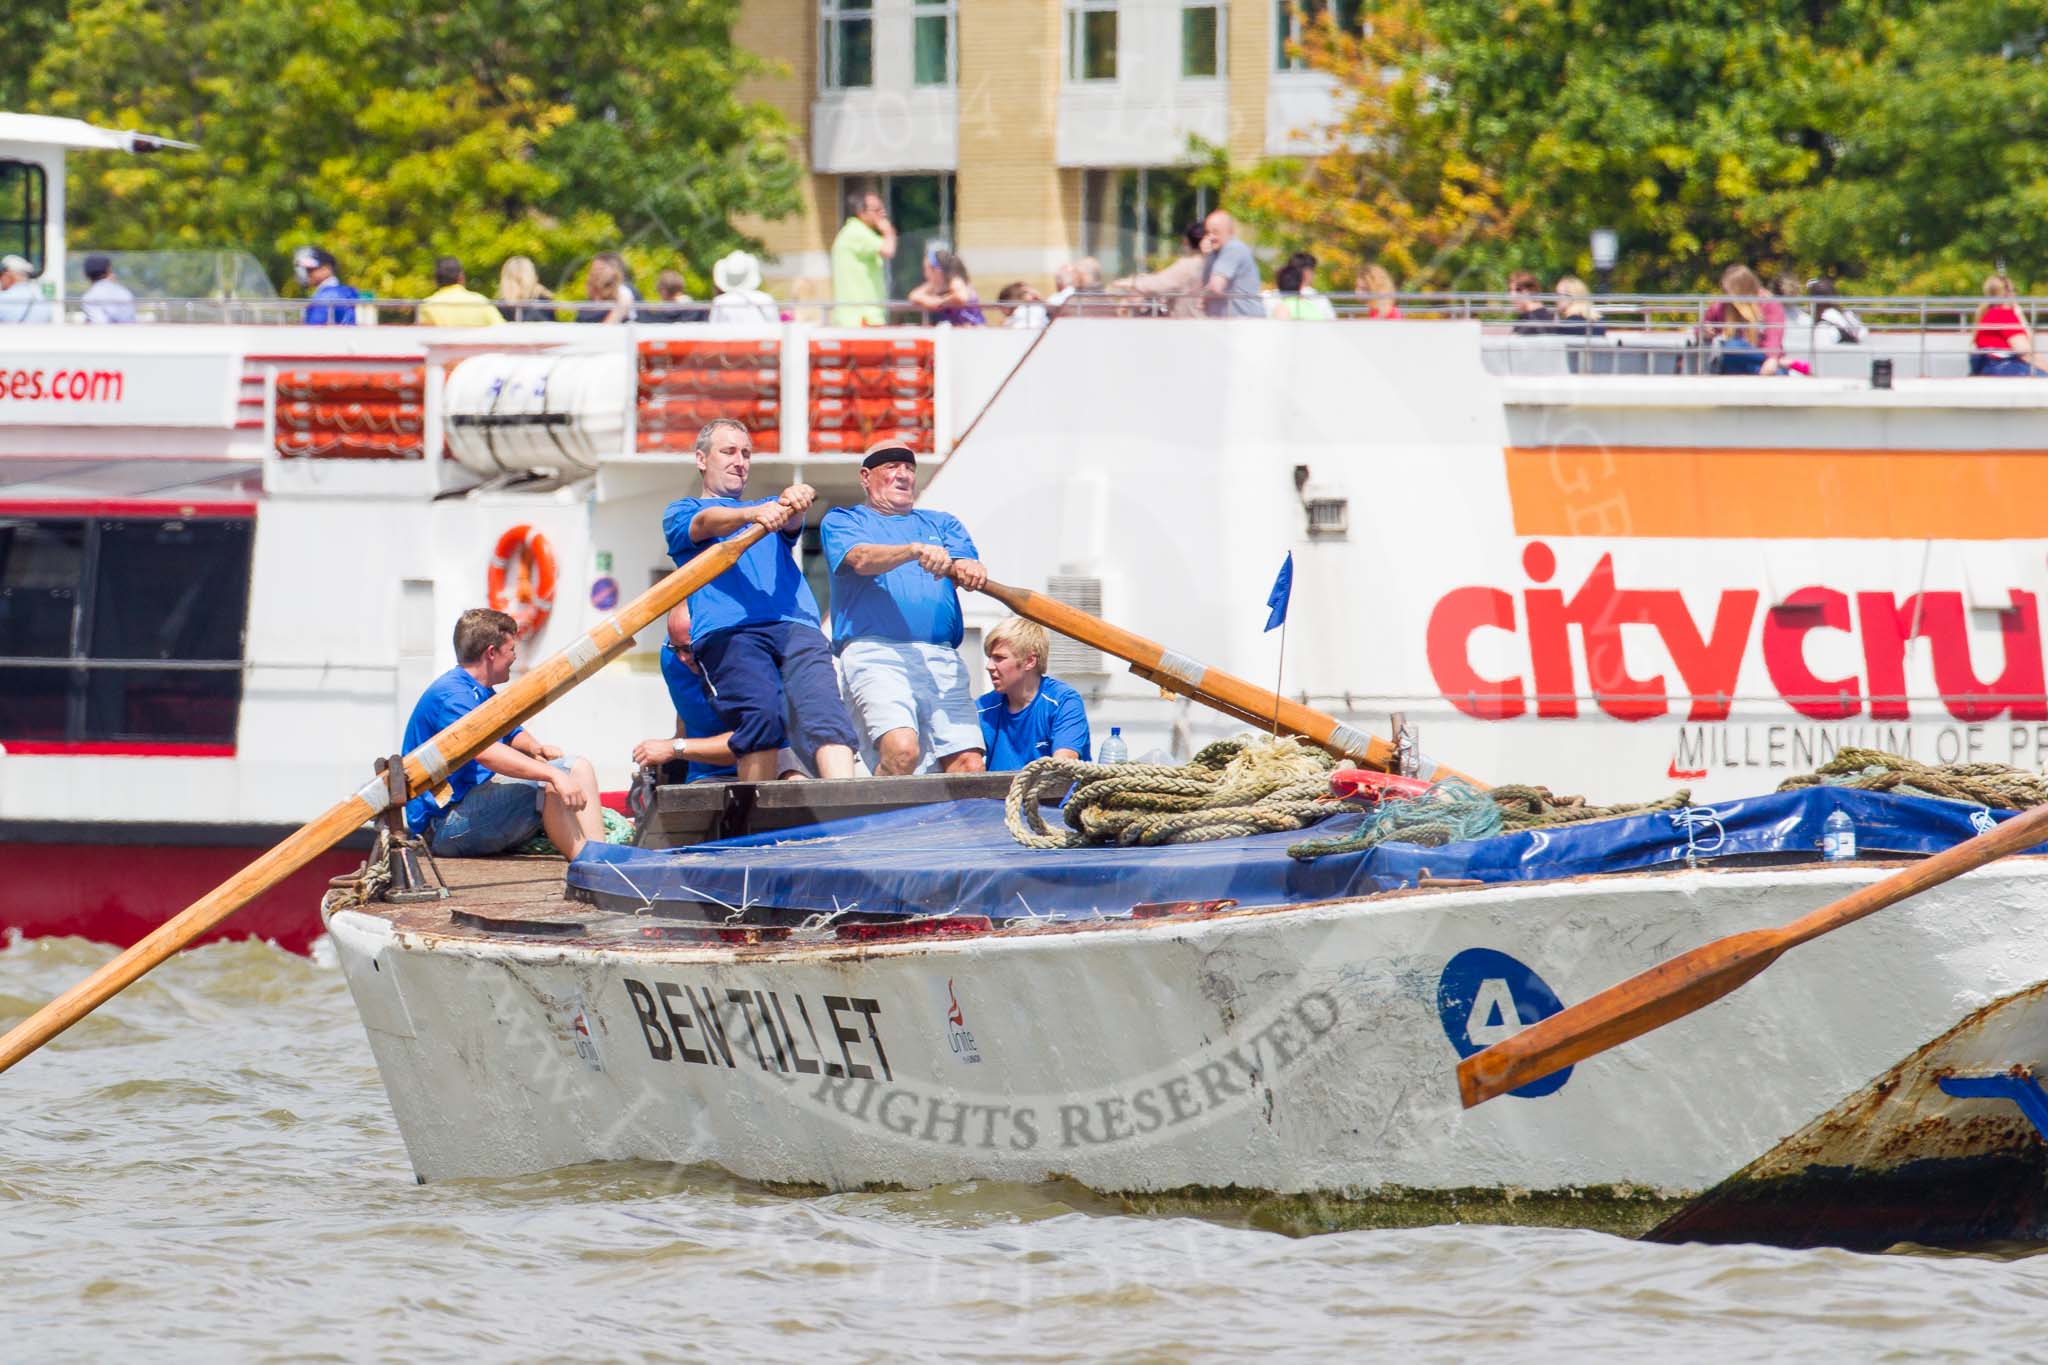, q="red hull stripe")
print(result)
[3,740,238,757]
[0,499,258,519]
